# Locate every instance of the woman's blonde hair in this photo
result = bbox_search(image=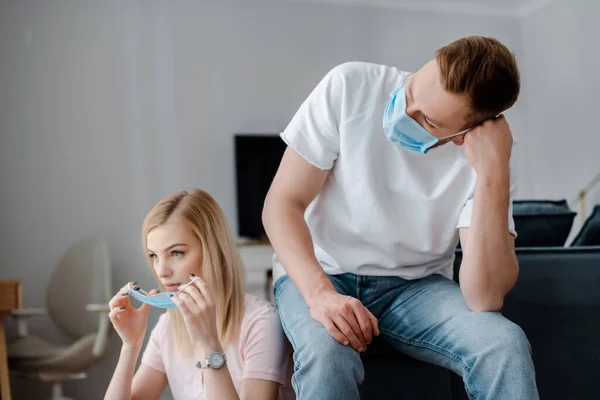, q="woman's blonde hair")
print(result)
[142,189,245,353]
